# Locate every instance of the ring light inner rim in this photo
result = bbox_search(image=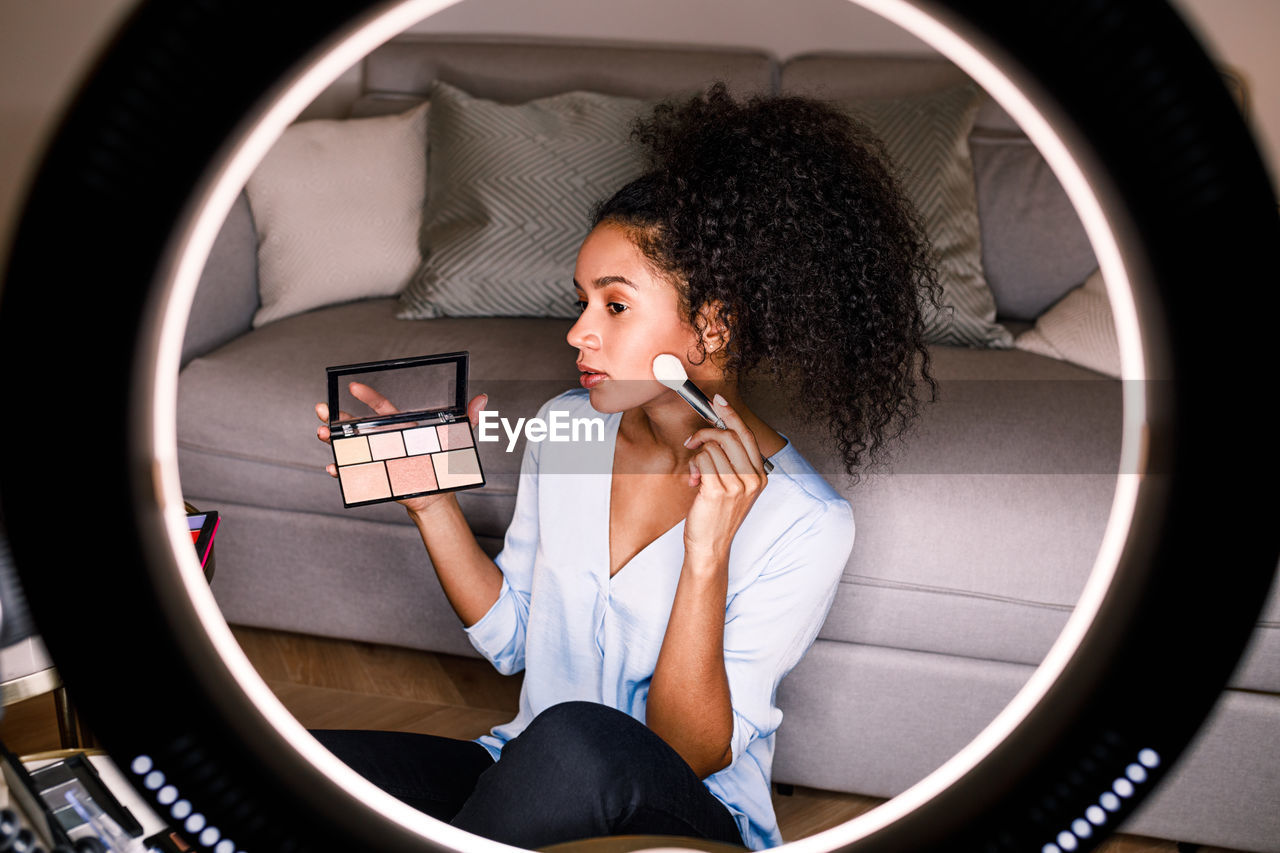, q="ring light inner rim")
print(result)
[139,0,1149,849]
